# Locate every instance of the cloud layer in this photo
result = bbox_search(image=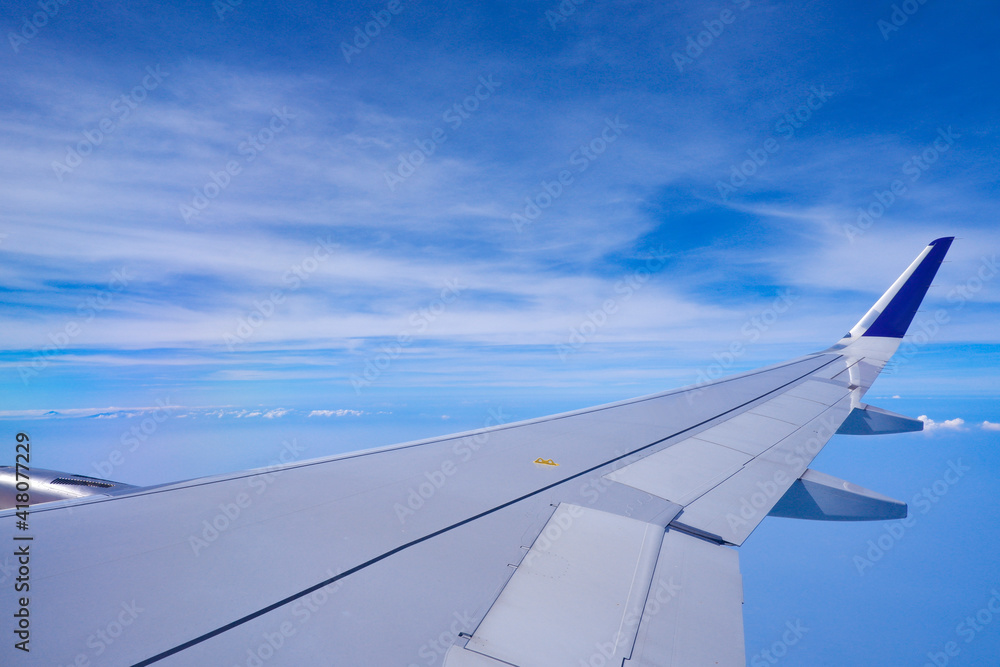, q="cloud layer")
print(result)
[1,0,997,413]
